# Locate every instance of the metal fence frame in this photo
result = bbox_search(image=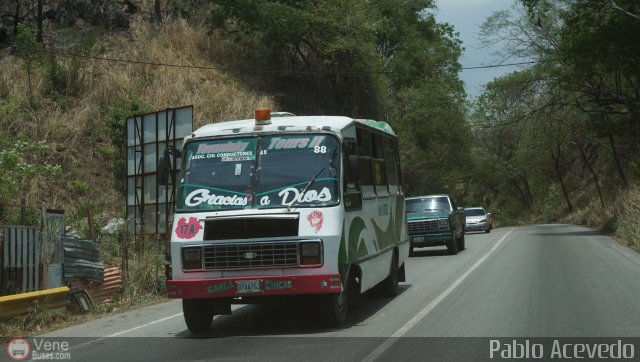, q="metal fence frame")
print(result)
[2,226,41,294]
